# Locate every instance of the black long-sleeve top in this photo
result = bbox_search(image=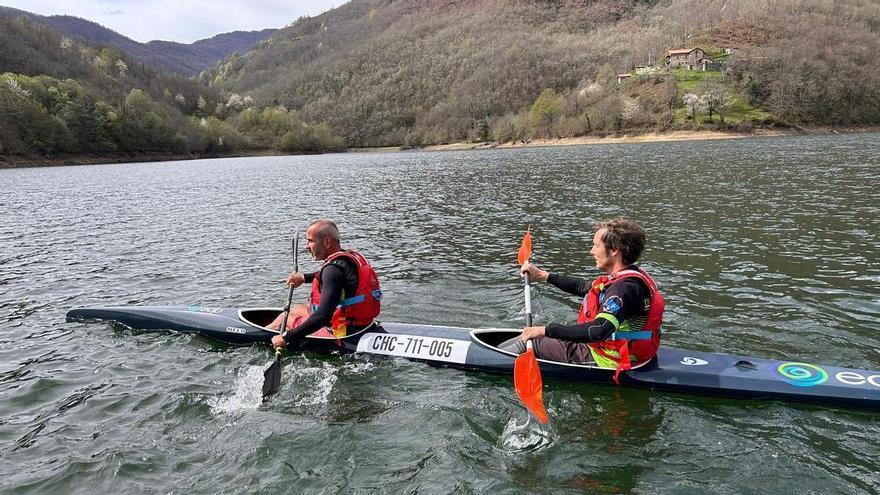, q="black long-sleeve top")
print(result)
[283,258,358,343]
[543,267,651,343]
